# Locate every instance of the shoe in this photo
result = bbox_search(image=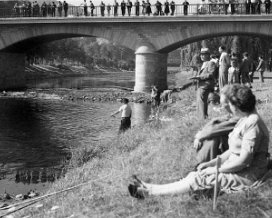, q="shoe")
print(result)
[128,175,148,199]
[128,184,146,199]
